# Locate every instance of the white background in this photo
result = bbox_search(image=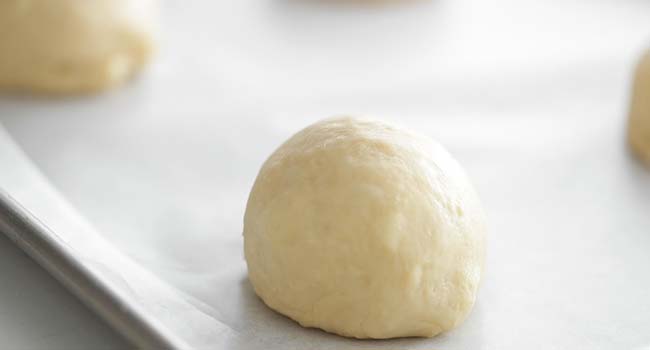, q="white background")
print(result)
[1,0,650,348]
